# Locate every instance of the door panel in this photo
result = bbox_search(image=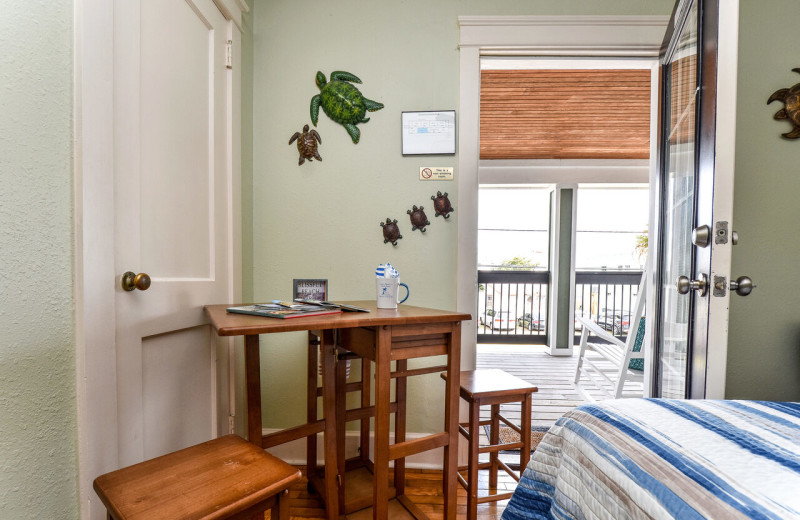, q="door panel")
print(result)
[654,0,725,399]
[140,0,214,279]
[657,2,699,399]
[142,327,214,459]
[114,0,231,466]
